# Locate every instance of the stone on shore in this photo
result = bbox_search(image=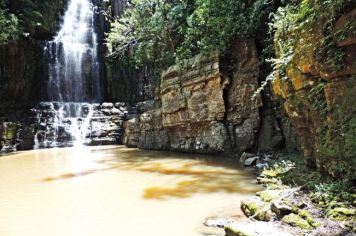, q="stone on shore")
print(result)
[225,221,294,236]
[281,213,313,230]
[240,197,273,221]
[271,201,293,218]
[244,156,260,166]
